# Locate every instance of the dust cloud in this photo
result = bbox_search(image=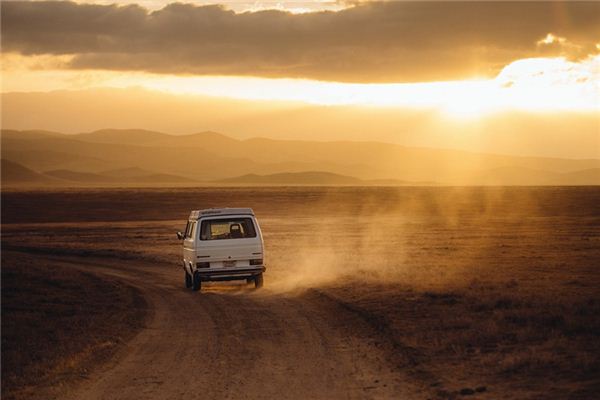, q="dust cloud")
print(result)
[261,186,553,292]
